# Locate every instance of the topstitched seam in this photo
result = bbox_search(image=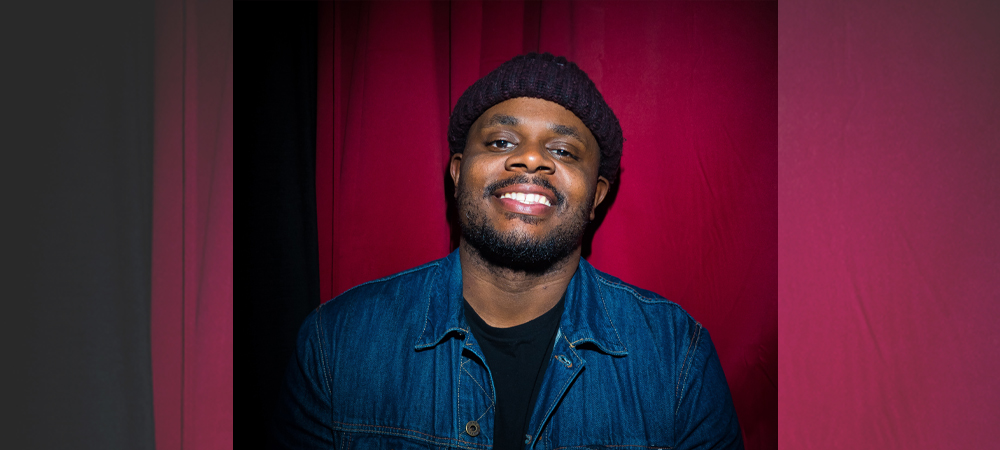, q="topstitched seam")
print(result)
[595,277,627,351]
[596,276,677,306]
[675,324,697,414]
[417,281,433,346]
[457,358,464,438]
[331,420,492,449]
[463,359,495,403]
[315,309,332,397]
[675,325,702,416]
[411,265,442,345]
